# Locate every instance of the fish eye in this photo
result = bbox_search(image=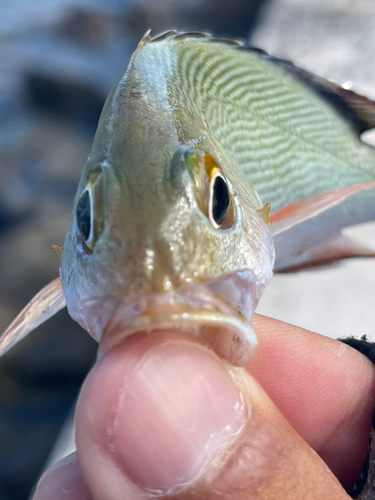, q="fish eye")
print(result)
[183,148,235,230]
[76,168,104,253]
[210,174,230,226]
[76,188,93,244]
[208,170,234,229]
